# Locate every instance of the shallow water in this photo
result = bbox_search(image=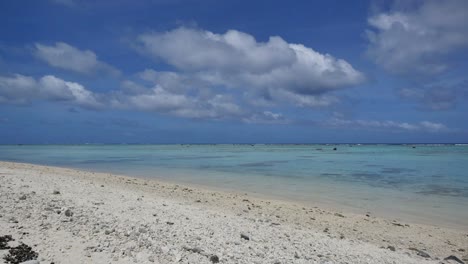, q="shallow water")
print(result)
[1,144,467,228]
